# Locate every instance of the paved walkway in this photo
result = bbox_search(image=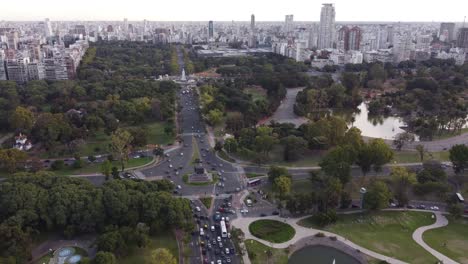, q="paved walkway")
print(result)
[231,215,408,264]
[412,212,458,264]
